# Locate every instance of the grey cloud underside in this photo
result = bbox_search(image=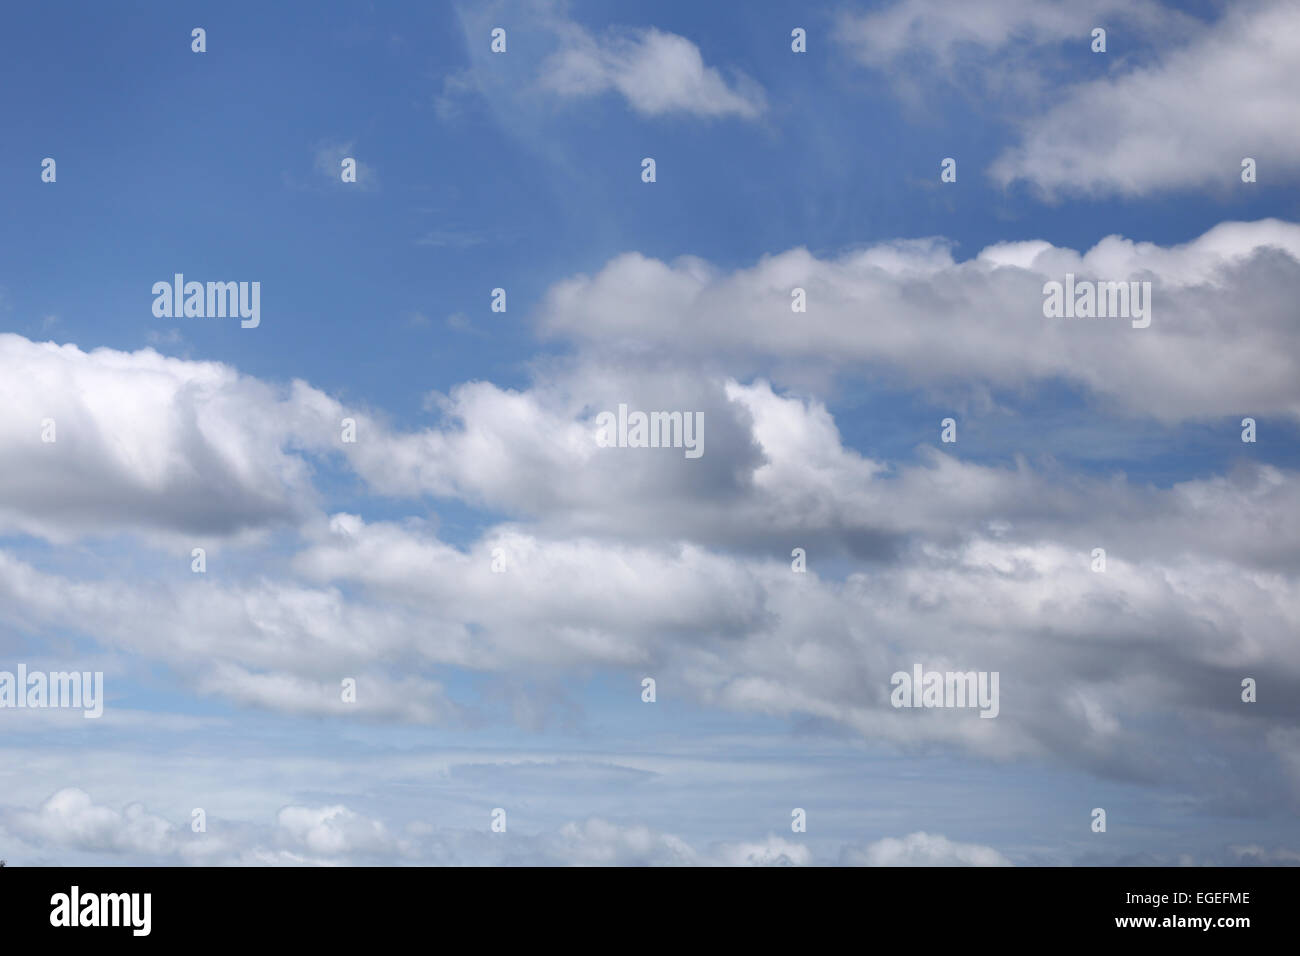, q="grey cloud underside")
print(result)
[535,221,1300,422]
[6,220,1297,540]
[0,222,1297,815]
[1,489,1297,806]
[4,0,1297,870]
